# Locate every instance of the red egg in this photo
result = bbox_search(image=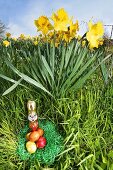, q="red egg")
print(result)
[29,121,38,131]
[36,136,46,148]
